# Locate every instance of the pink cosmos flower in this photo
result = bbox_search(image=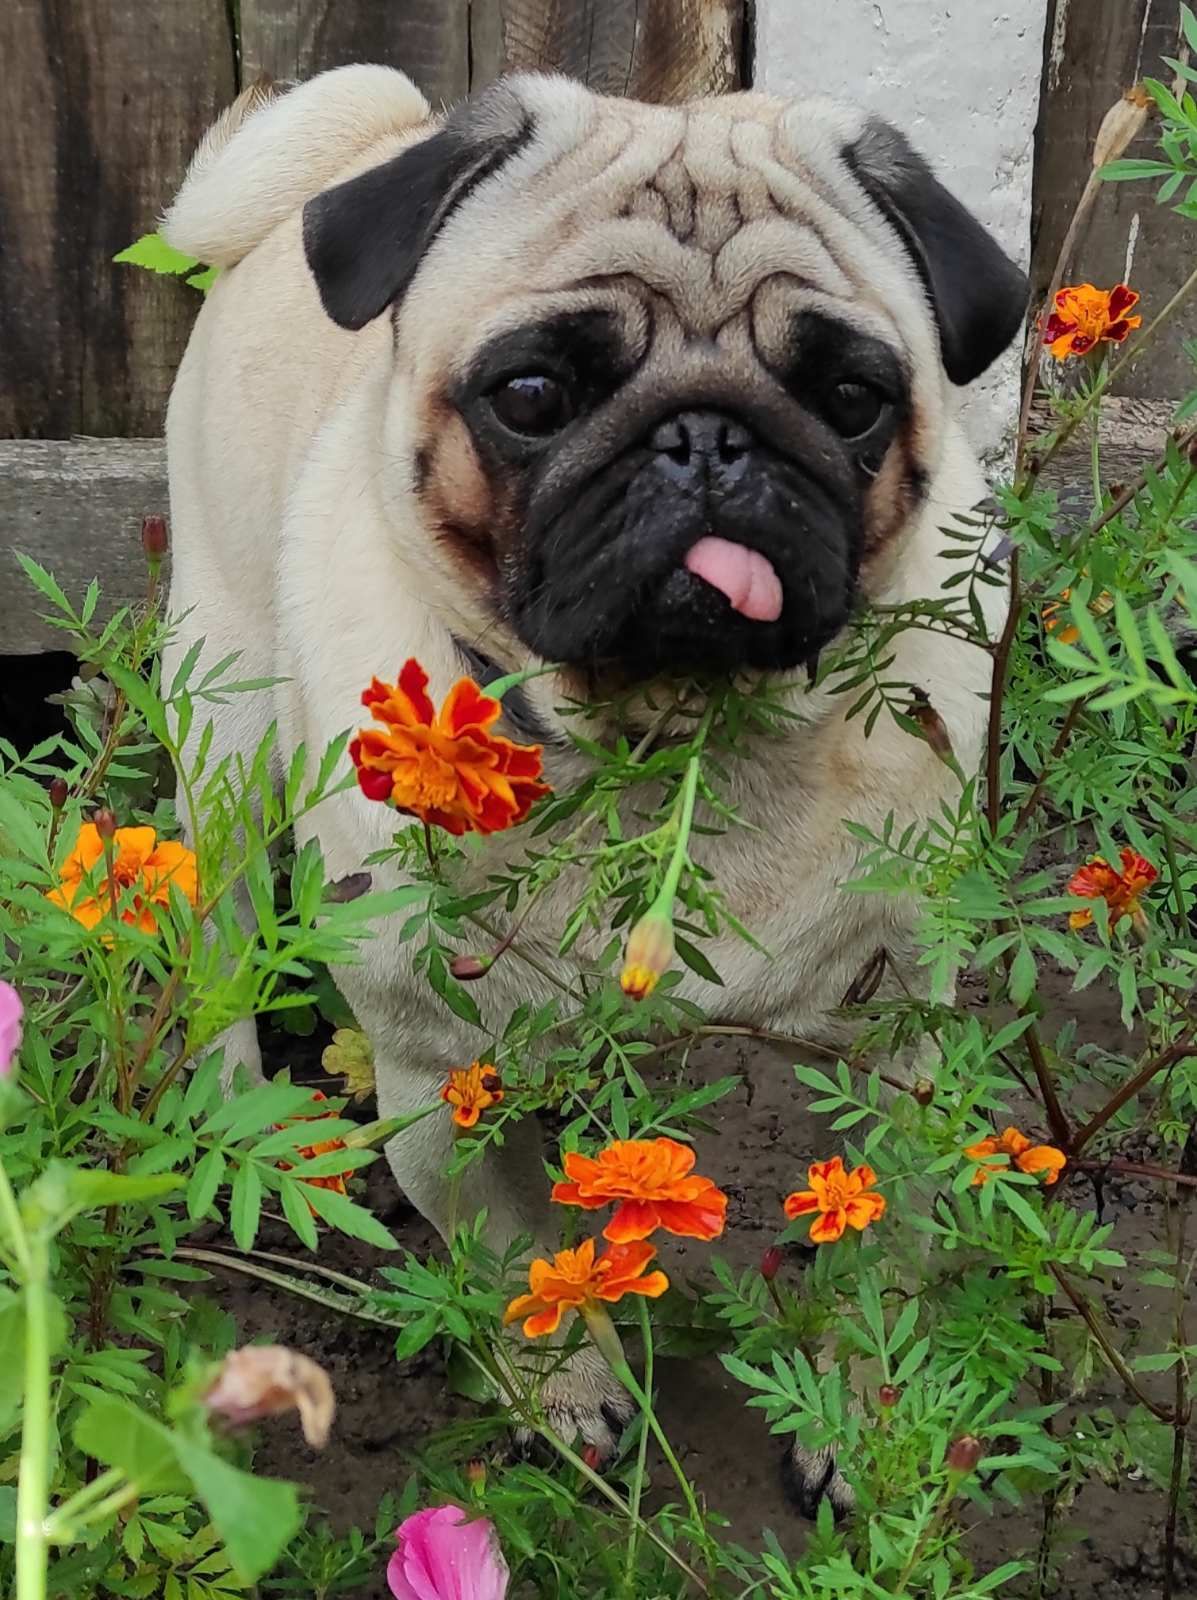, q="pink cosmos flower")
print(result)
[387,1506,508,1600]
[0,982,22,1078]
